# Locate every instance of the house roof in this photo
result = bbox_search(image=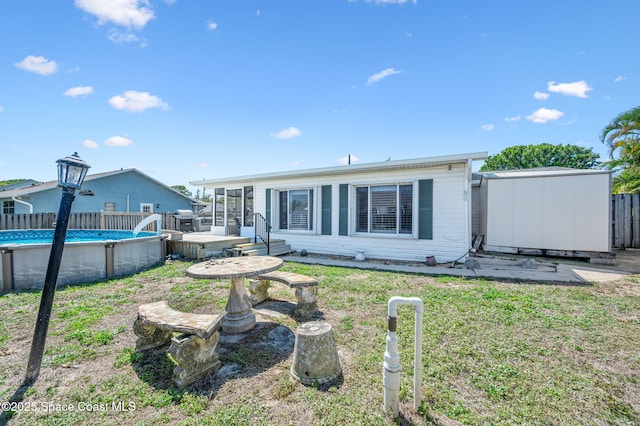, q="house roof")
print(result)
[480,167,612,179]
[191,152,488,187]
[0,168,198,203]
